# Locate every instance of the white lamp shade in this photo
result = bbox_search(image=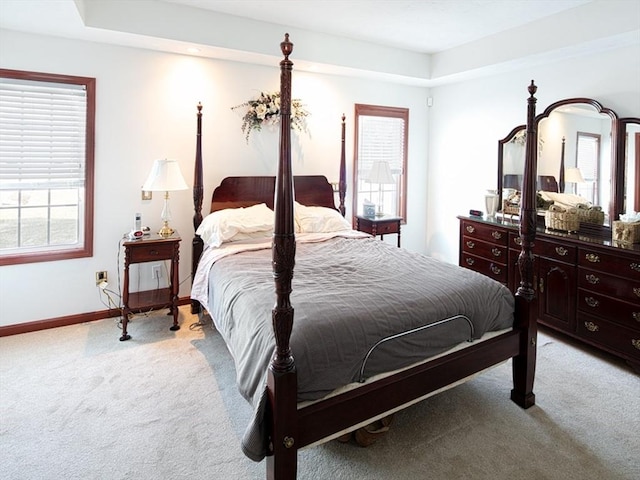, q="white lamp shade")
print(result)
[142,158,188,192]
[565,167,585,183]
[366,161,395,184]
